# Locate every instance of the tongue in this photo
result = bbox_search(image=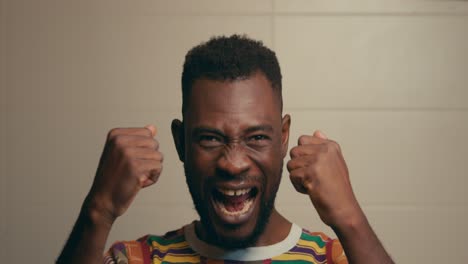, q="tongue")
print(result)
[225,201,245,212]
[223,193,250,212]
